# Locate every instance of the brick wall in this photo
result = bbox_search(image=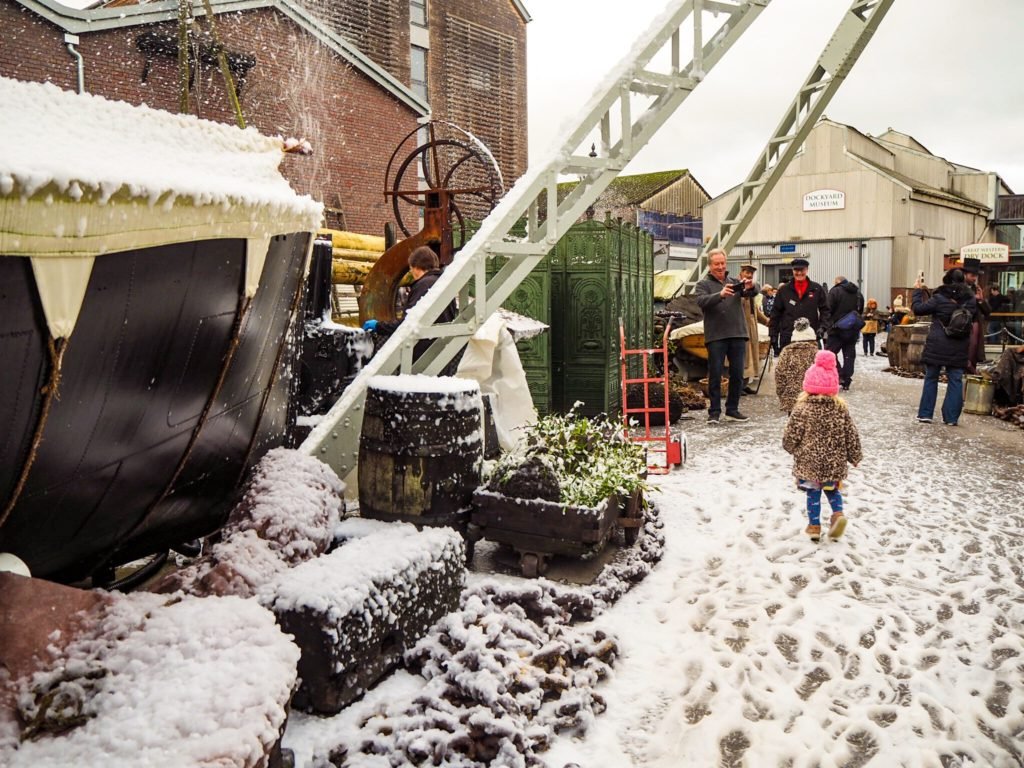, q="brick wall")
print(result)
[303,0,409,83]
[429,0,528,189]
[0,2,419,236]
